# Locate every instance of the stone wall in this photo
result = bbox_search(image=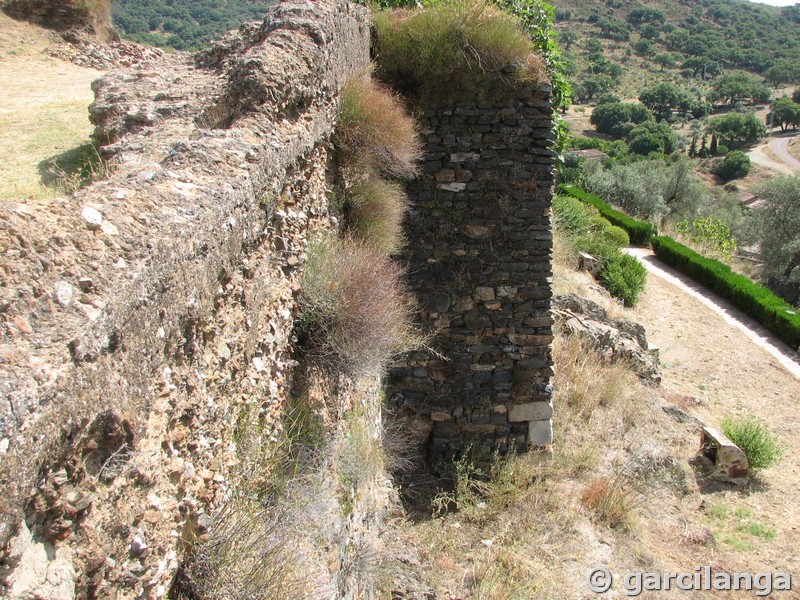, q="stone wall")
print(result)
[388,84,556,468]
[0,2,377,597]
